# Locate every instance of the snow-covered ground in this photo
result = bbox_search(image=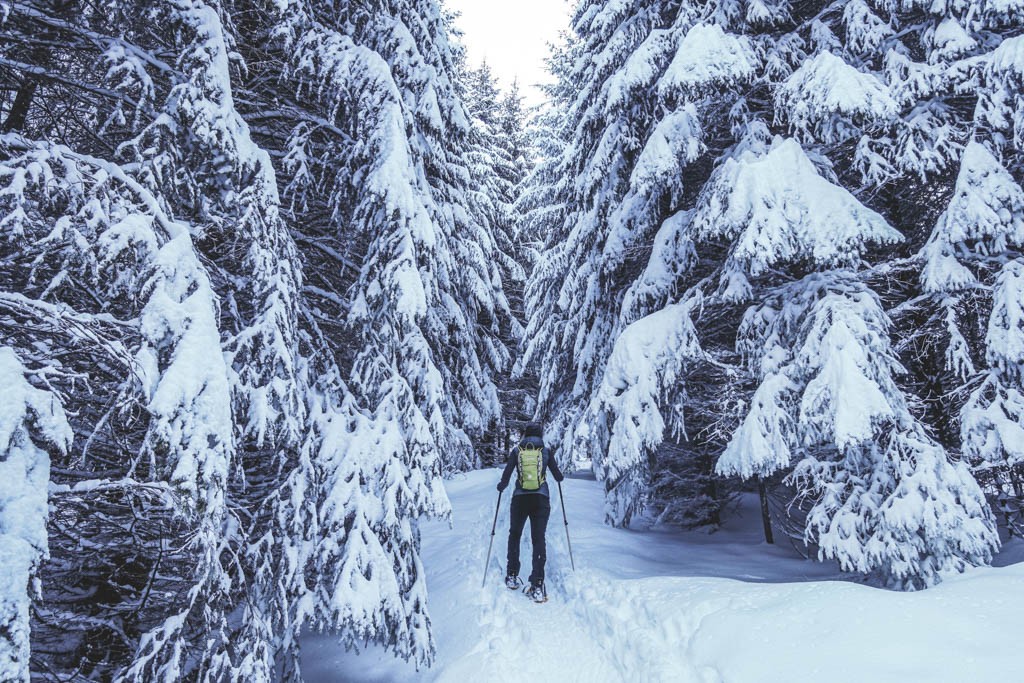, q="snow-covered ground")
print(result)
[302,469,1024,682]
